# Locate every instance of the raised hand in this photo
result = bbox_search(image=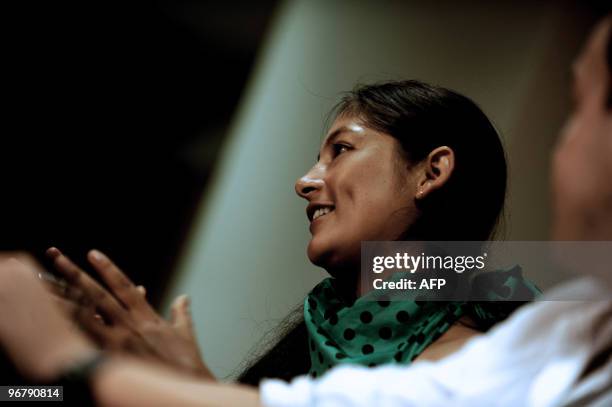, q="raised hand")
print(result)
[45,247,214,379]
